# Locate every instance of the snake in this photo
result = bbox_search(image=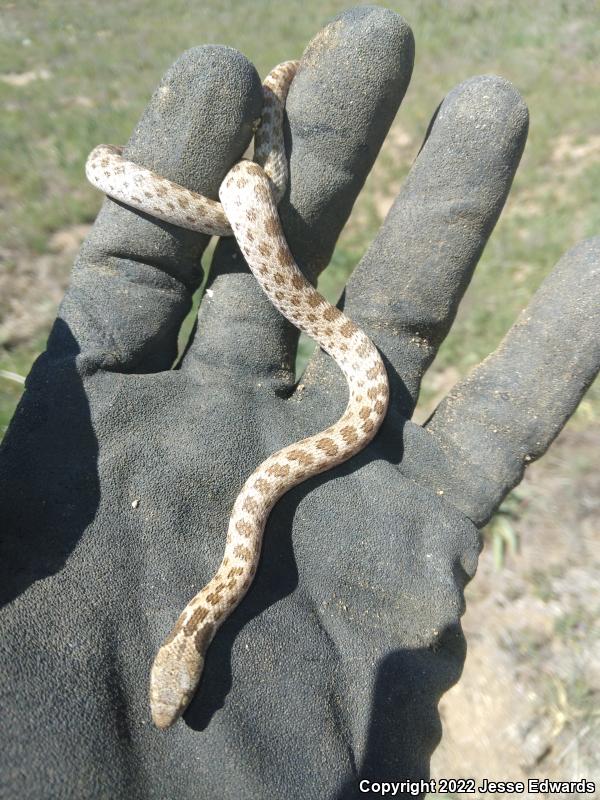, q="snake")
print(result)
[86,60,389,729]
